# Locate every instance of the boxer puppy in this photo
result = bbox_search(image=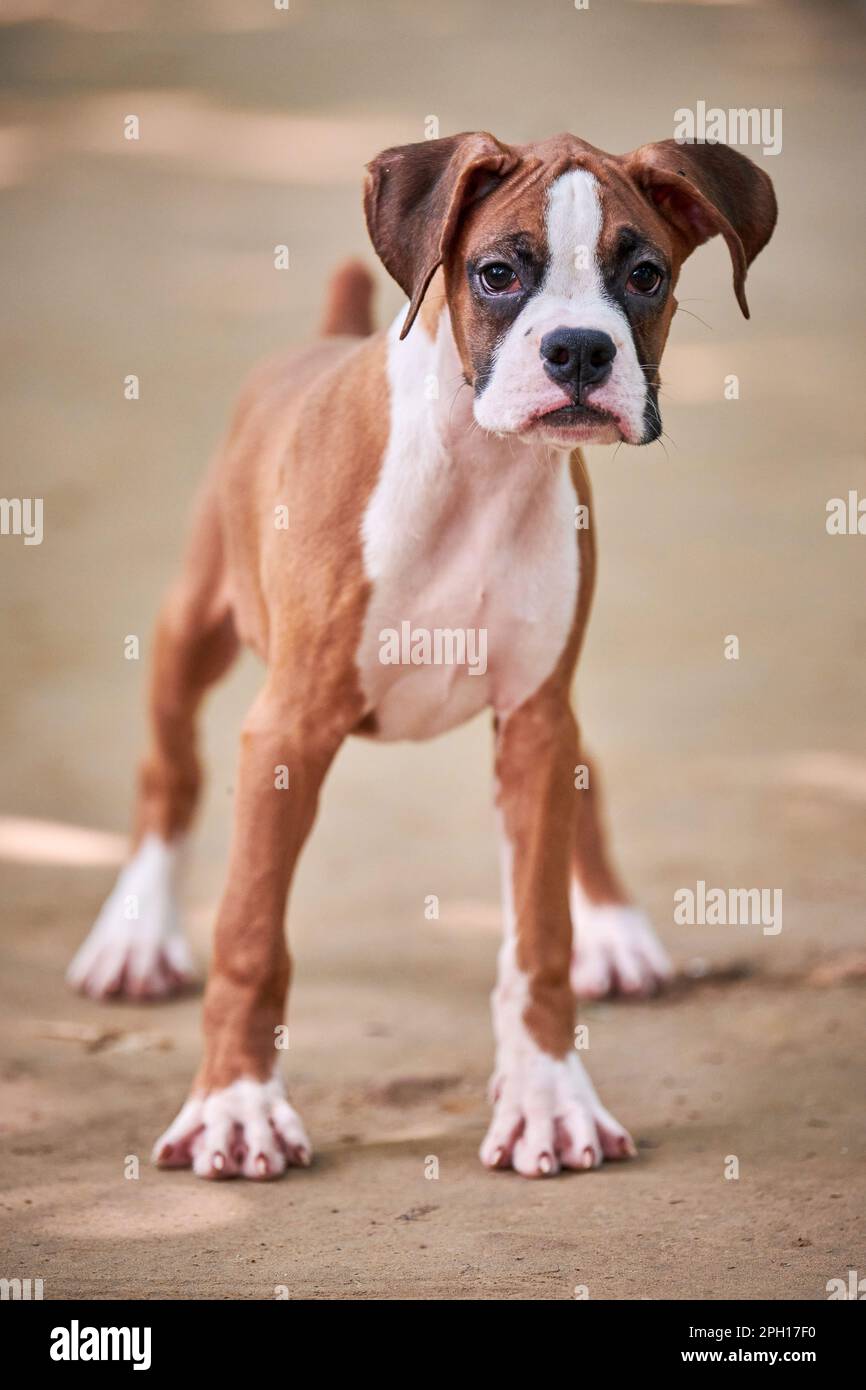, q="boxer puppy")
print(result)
[69,133,776,1179]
